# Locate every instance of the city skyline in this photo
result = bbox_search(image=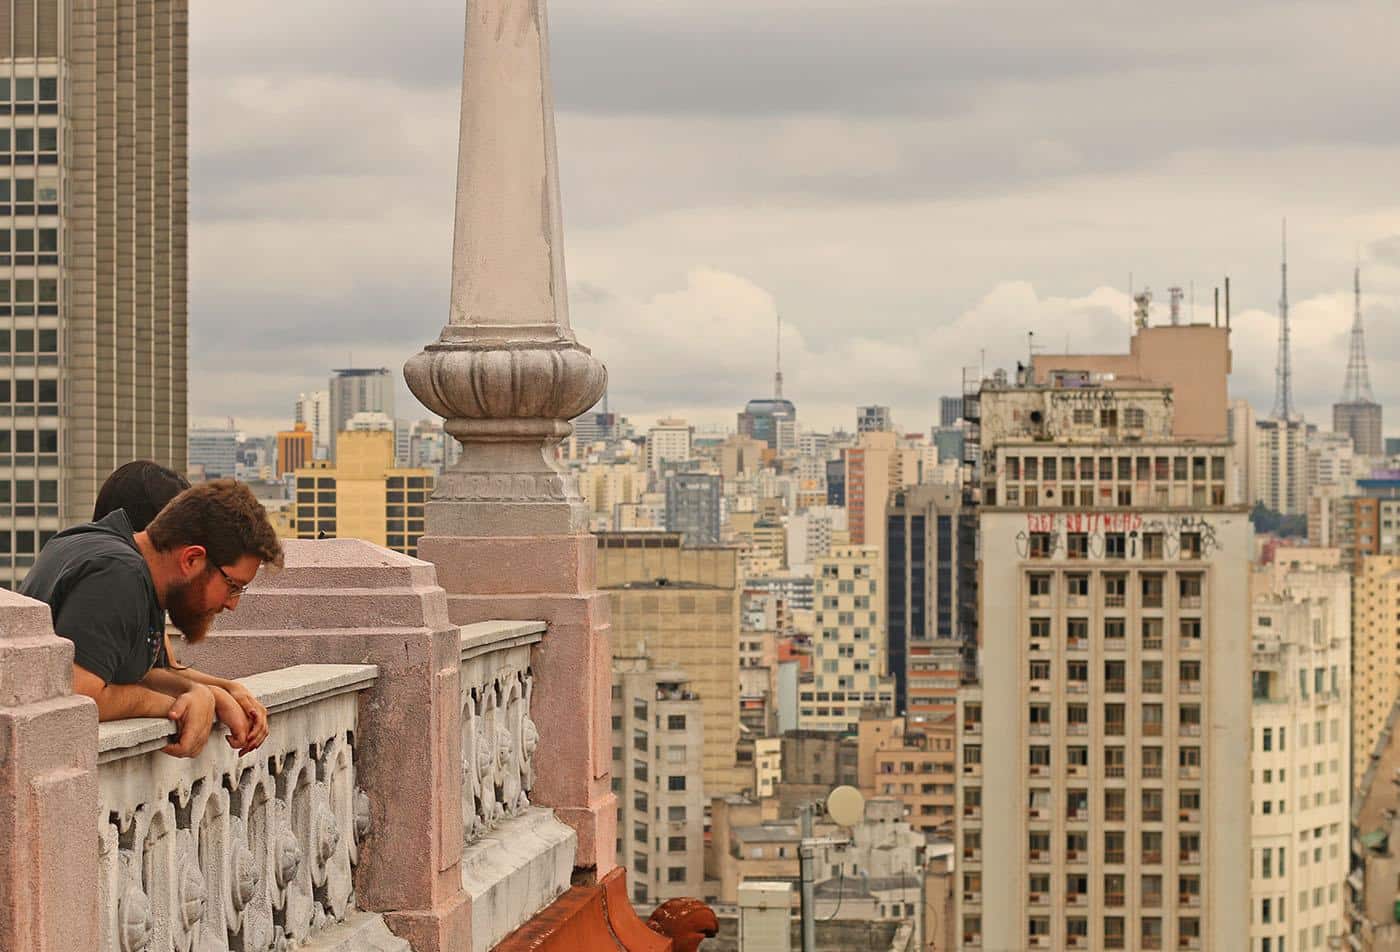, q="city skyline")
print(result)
[189,0,1400,437]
